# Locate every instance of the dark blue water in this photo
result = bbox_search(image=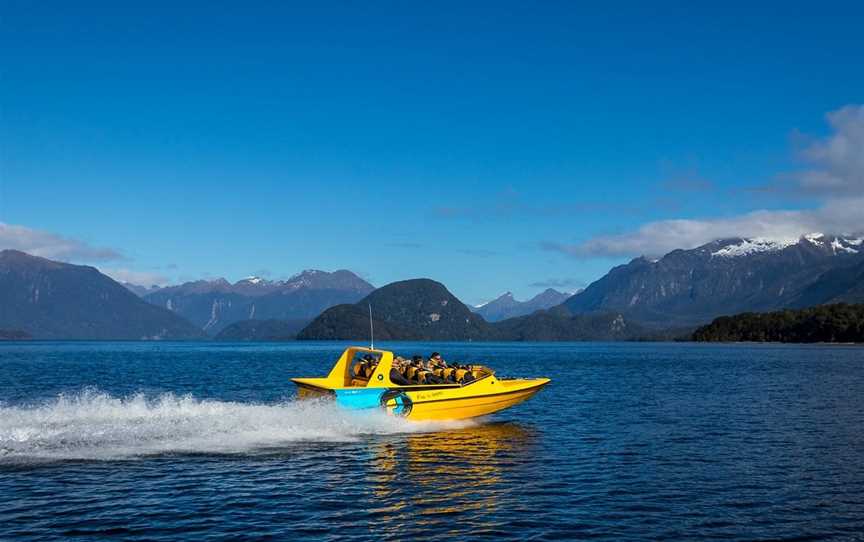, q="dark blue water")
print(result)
[2,341,864,540]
